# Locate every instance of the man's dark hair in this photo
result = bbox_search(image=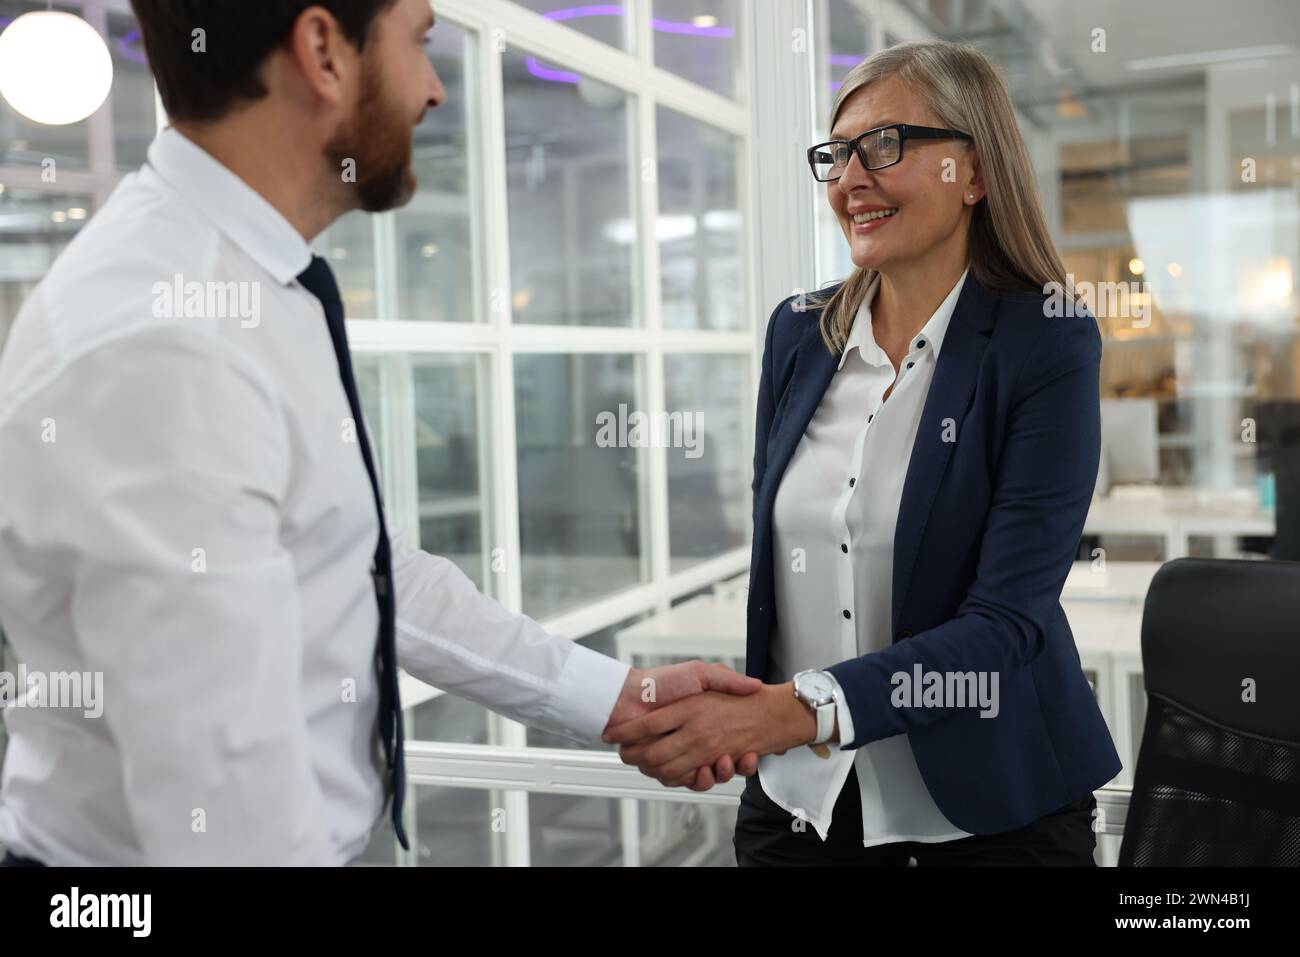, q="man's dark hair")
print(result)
[129,0,401,123]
